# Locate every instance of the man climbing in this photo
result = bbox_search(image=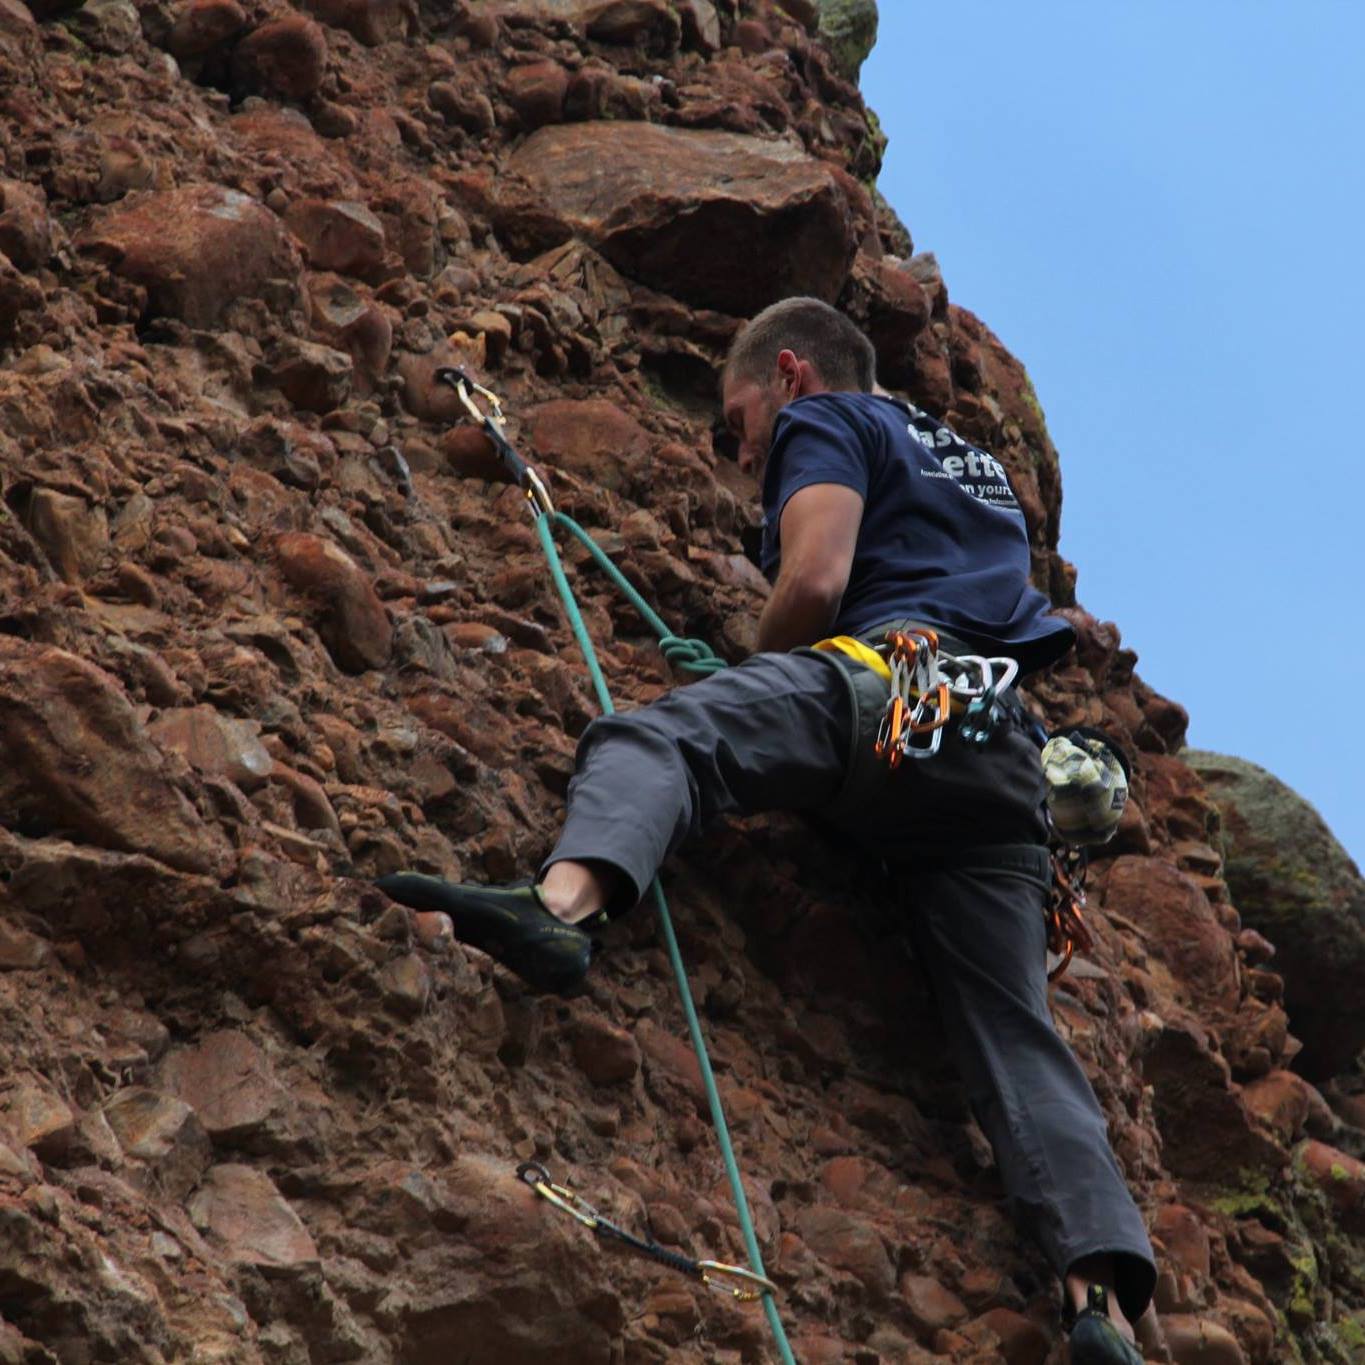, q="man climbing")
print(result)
[377,297,1156,1361]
